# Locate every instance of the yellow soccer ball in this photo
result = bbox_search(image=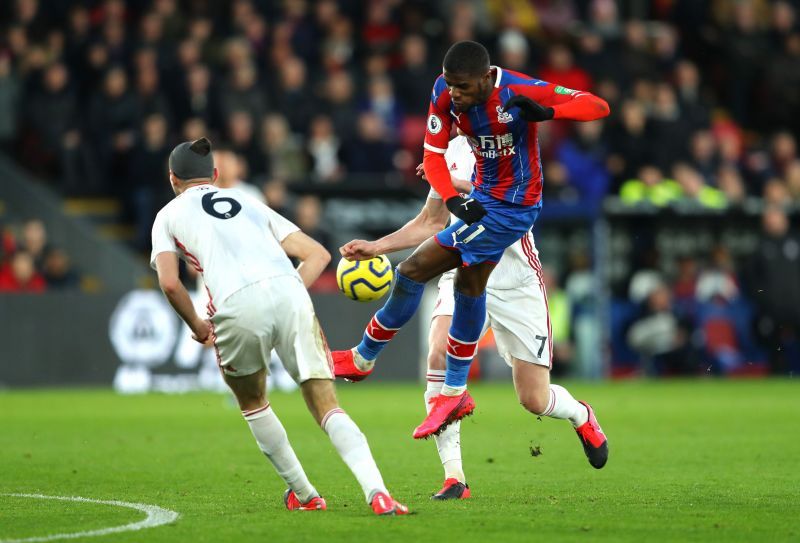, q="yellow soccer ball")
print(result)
[336,255,393,302]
